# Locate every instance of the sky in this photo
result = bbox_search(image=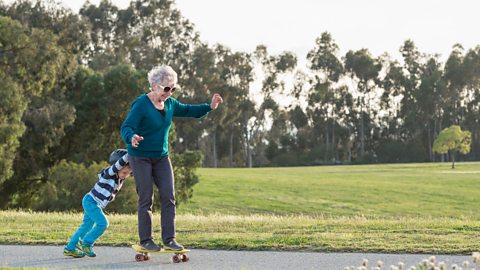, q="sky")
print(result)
[6,0,479,67]
[5,0,480,64]
[175,0,480,66]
